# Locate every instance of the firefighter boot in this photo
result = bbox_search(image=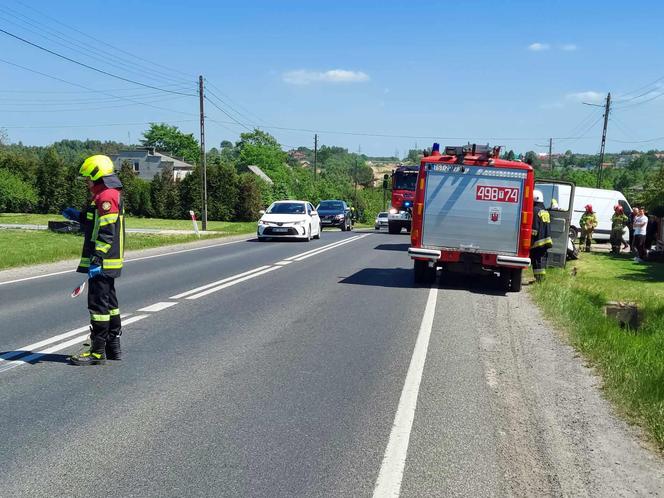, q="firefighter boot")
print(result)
[70,337,106,366]
[105,334,122,360]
